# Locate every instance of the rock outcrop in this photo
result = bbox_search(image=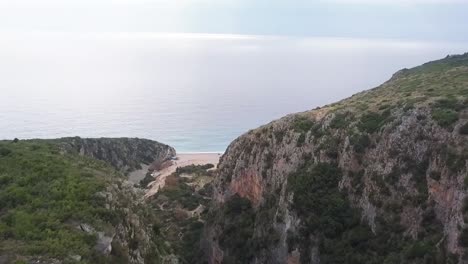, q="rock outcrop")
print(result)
[206,53,468,263]
[56,137,176,174]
